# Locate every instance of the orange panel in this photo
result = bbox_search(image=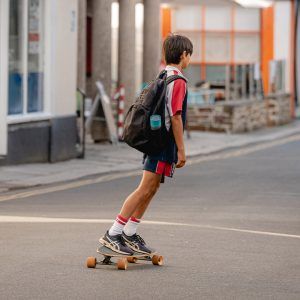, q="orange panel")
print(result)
[161,8,172,40]
[201,5,206,80]
[290,0,296,118]
[261,6,274,94]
